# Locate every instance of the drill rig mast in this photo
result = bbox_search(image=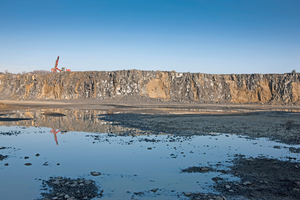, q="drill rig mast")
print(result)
[51,56,71,72]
